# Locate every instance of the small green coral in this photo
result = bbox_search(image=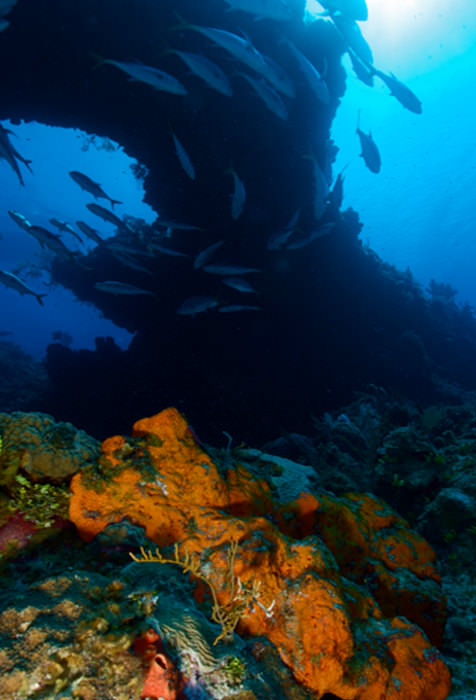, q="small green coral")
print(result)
[224,655,246,683]
[8,473,70,528]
